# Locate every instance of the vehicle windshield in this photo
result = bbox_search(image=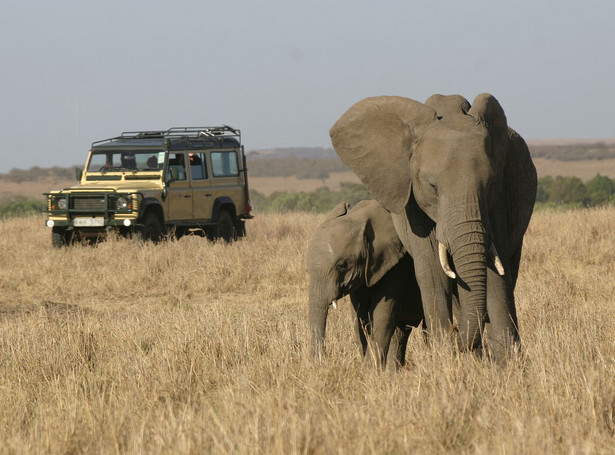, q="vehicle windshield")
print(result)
[87,150,165,172]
